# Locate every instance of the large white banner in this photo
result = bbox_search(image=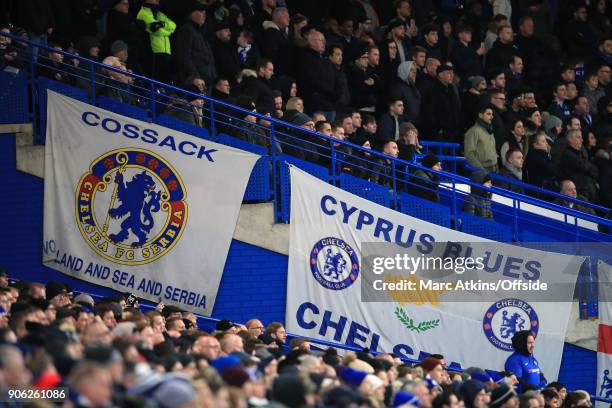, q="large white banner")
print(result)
[43,91,259,315]
[286,166,583,379]
[597,261,612,407]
